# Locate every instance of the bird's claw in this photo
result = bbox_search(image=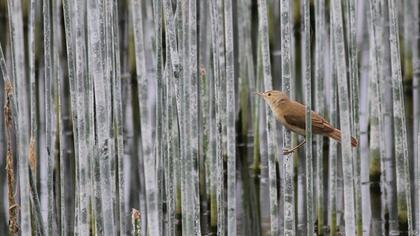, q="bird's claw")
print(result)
[283,148,294,155]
